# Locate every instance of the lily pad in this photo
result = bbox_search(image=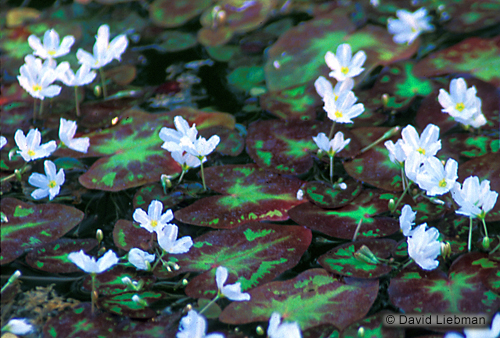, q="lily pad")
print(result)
[149,0,211,28]
[414,36,500,88]
[154,222,312,299]
[227,66,265,92]
[288,200,399,240]
[156,31,198,52]
[175,164,305,228]
[113,219,153,252]
[1,198,84,265]
[442,0,500,33]
[318,239,396,278]
[388,252,500,313]
[219,268,379,330]
[26,238,98,273]
[341,311,405,338]
[304,179,363,209]
[78,108,235,191]
[83,265,156,296]
[442,133,498,159]
[98,291,165,319]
